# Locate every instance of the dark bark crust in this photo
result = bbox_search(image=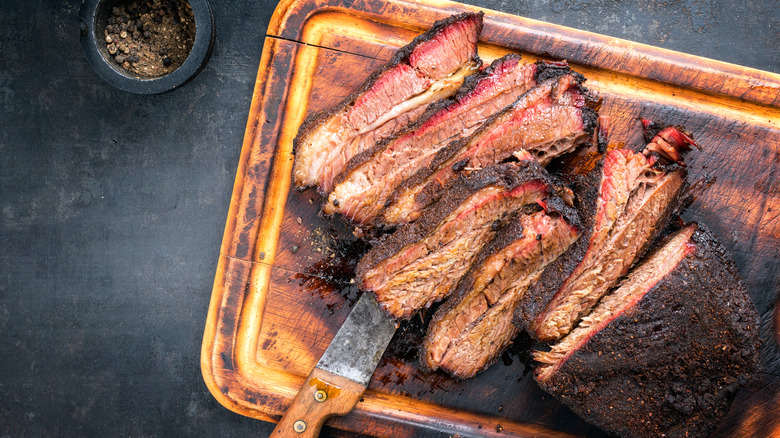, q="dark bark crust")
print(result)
[537,224,761,438]
[331,54,524,189]
[355,161,556,280]
[292,12,484,158]
[379,67,595,227]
